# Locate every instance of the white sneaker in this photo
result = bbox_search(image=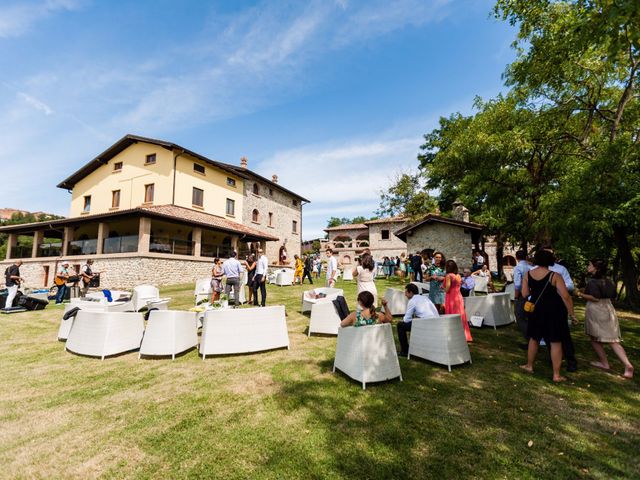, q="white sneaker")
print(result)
[540,339,547,346]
